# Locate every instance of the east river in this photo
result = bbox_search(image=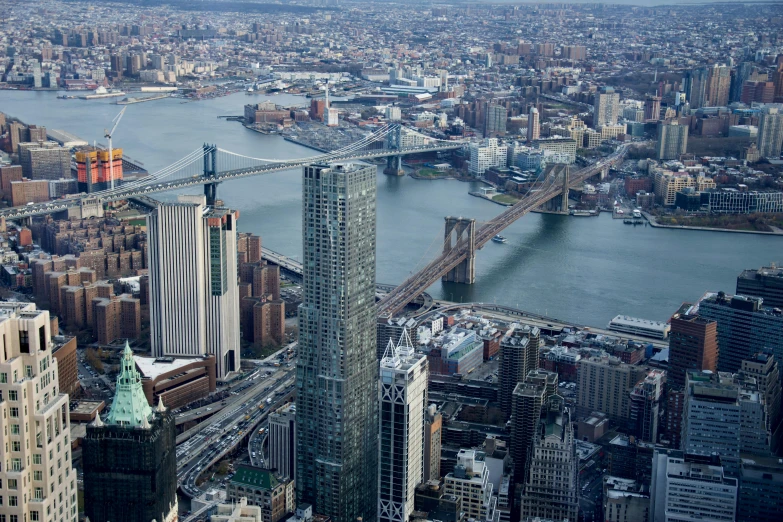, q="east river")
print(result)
[1,90,780,327]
